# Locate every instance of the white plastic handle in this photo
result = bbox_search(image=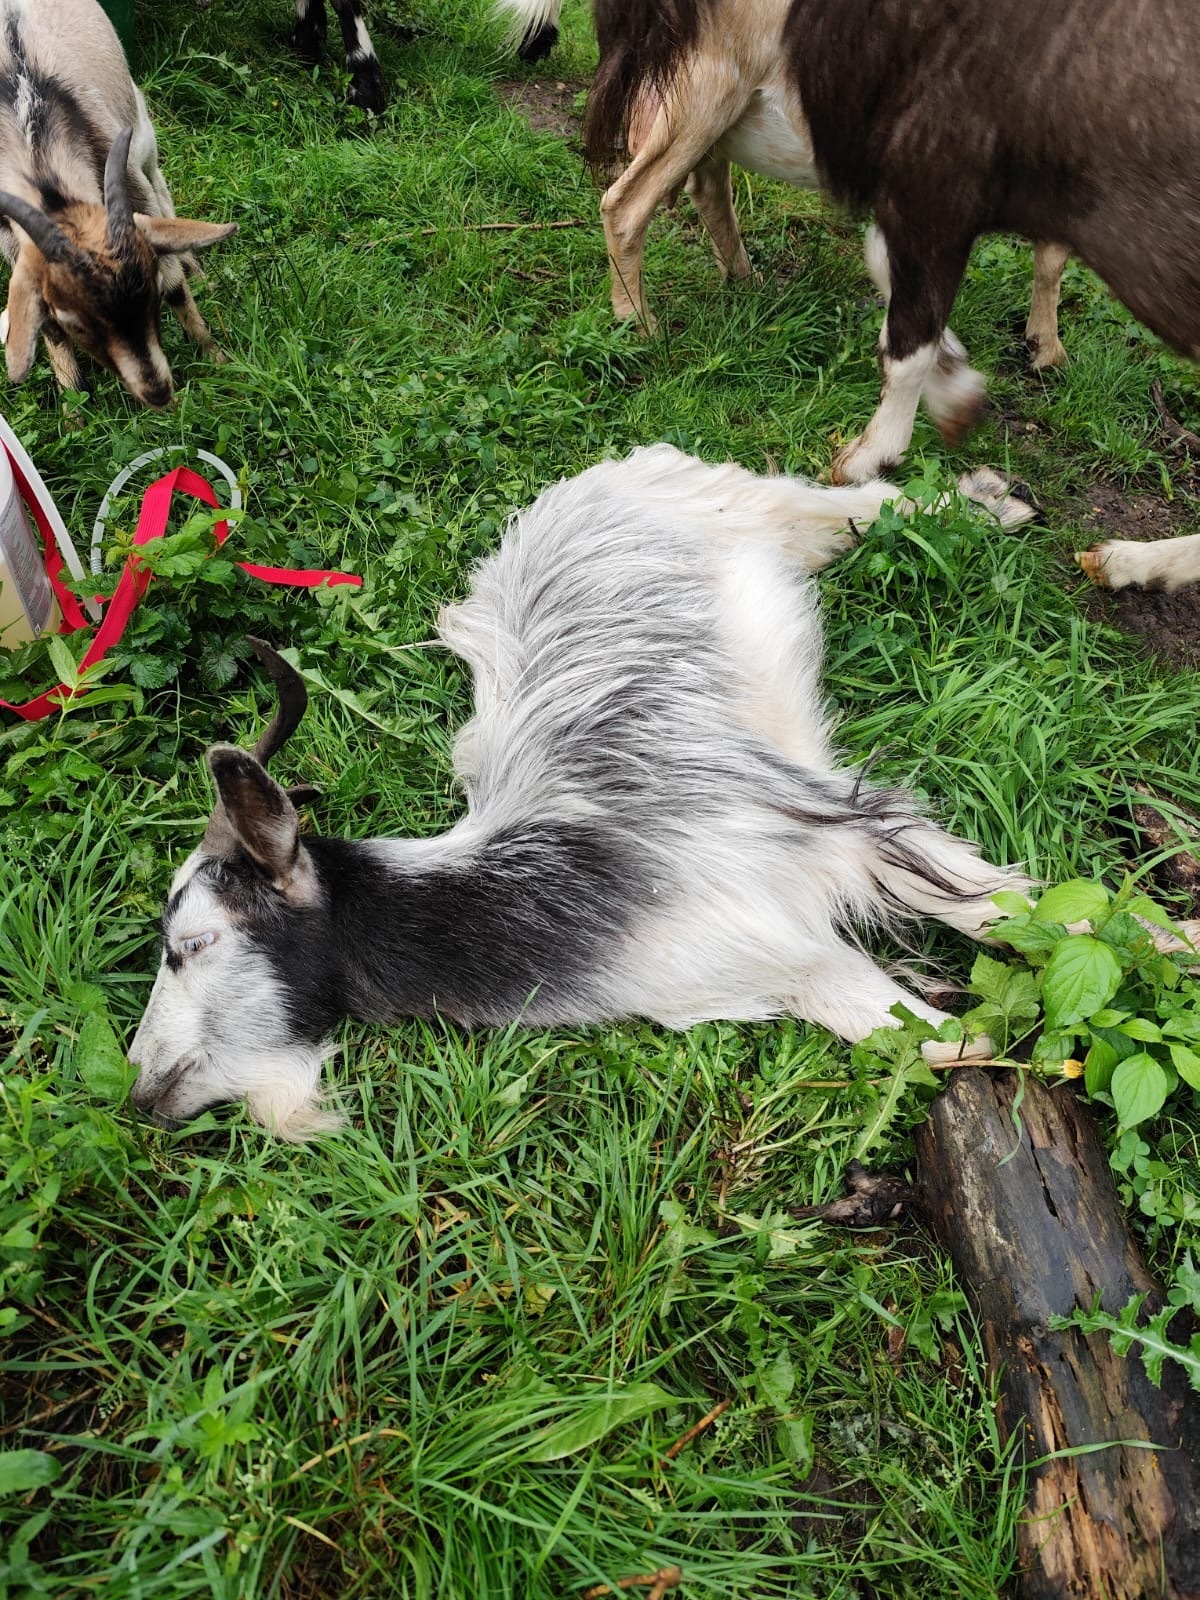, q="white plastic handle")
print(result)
[91,446,243,575]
